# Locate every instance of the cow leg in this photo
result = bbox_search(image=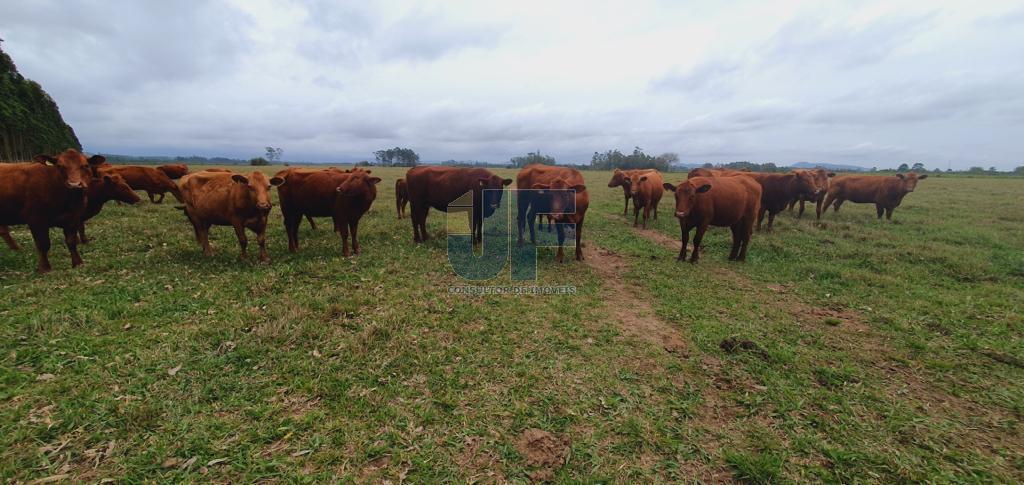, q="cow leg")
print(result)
[797,199,806,218]
[2,227,19,250]
[155,192,165,204]
[815,196,825,220]
[728,226,741,260]
[766,210,776,232]
[350,220,361,255]
[876,204,885,219]
[555,222,566,263]
[632,200,641,227]
[833,198,844,212]
[690,223,709,264]
[574,219,584,261]
[642,203,651,229]
[756,207,766,231]
[738,220,754,262]
[29,224,53,273]
[526,208,538,245]
[62,225,83,268]
[304,215,316,231]
[283,215,299,252]
[338,221,351,257]
[411,204,427,243]
[677,221,689,261]
[233,223,249,261]
[78,224,89,245]
[256,226,270,263]
[885,207,894,221]
[145,191,156,203]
